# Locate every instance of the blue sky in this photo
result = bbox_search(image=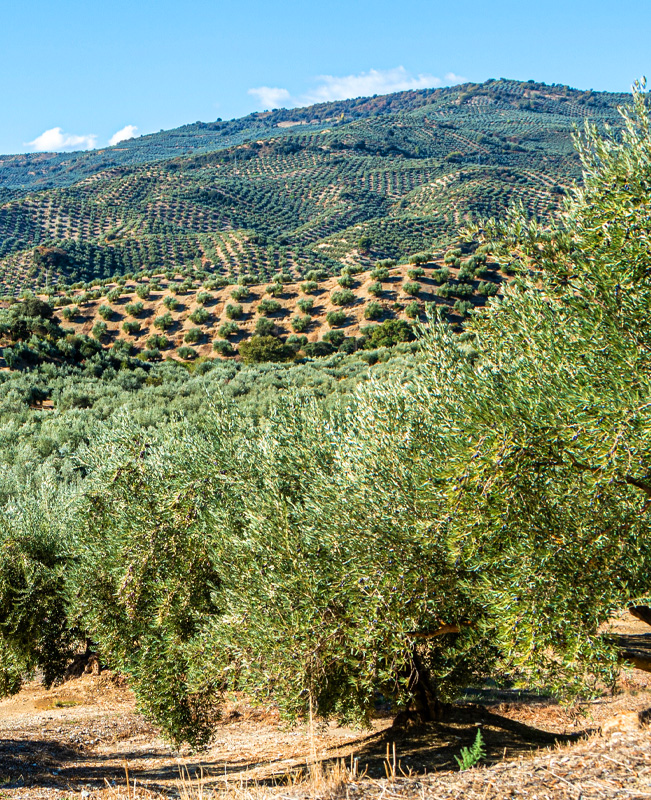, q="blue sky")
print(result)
[1,0,649,154]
